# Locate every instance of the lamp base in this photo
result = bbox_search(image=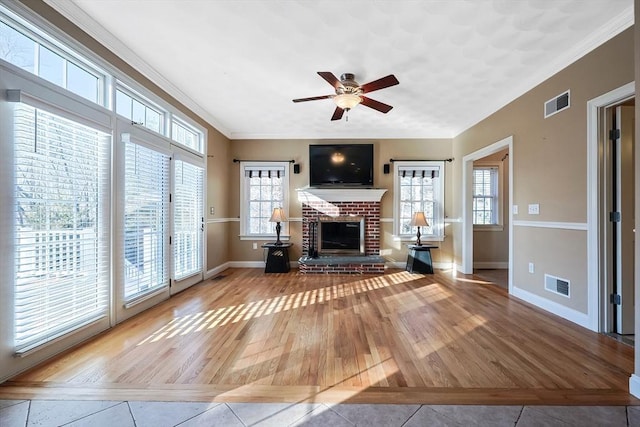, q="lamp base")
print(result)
[274,222,282,245]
